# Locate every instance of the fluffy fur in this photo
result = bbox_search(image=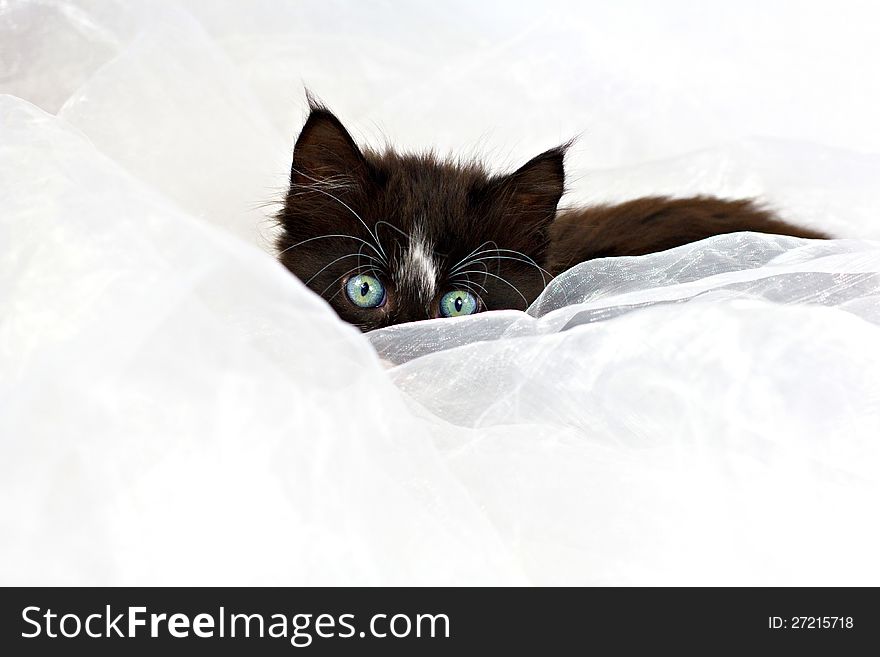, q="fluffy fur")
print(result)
[277,101,828,331]
[276,99,563,331]
[547,196,827,275]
